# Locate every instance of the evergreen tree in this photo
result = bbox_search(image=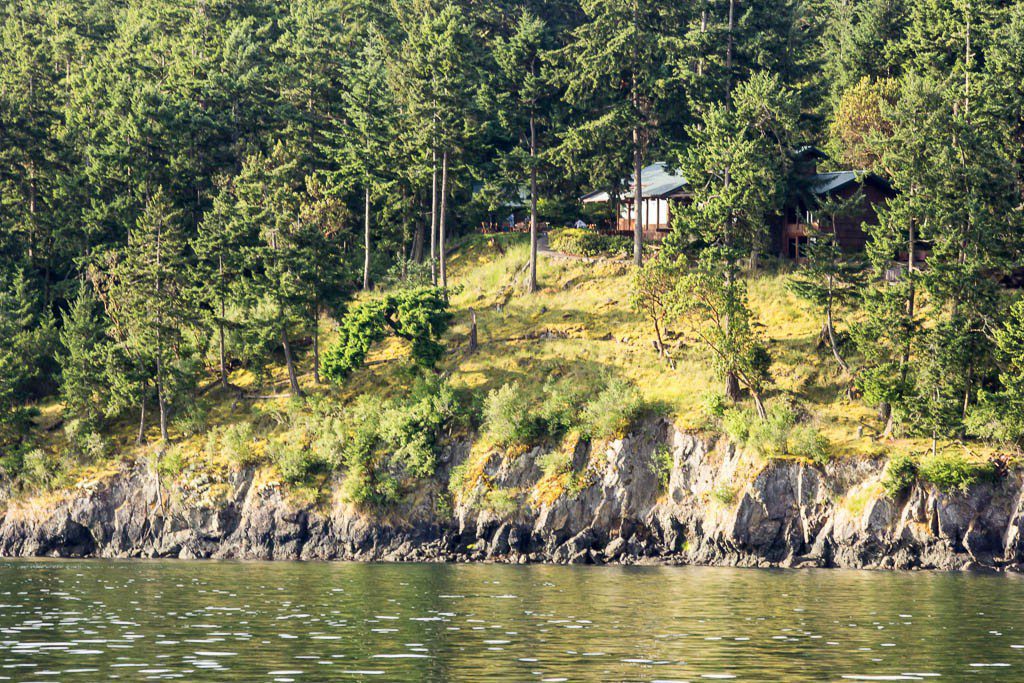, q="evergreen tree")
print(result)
[57,286,110,429]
